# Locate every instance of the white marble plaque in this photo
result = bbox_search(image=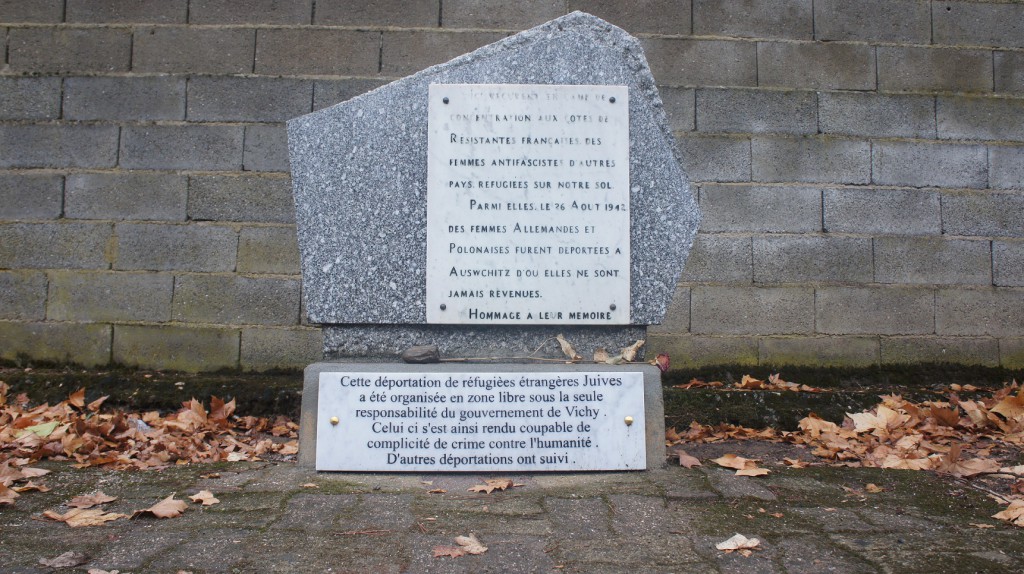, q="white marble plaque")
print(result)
[316,371,646,471]
[426,84,631,325]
